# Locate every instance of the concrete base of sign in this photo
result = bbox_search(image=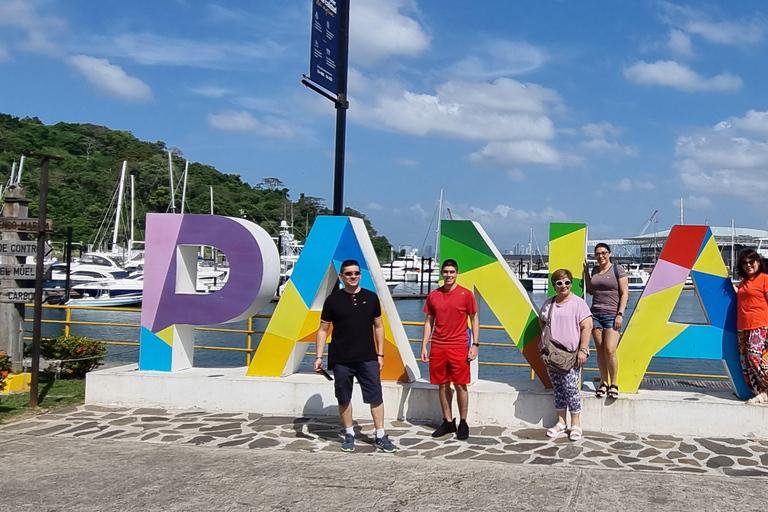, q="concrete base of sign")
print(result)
[84,364,768,438]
